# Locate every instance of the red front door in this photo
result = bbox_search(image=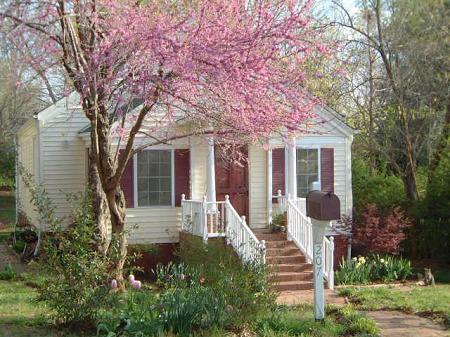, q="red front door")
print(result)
[215,146,249,221]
